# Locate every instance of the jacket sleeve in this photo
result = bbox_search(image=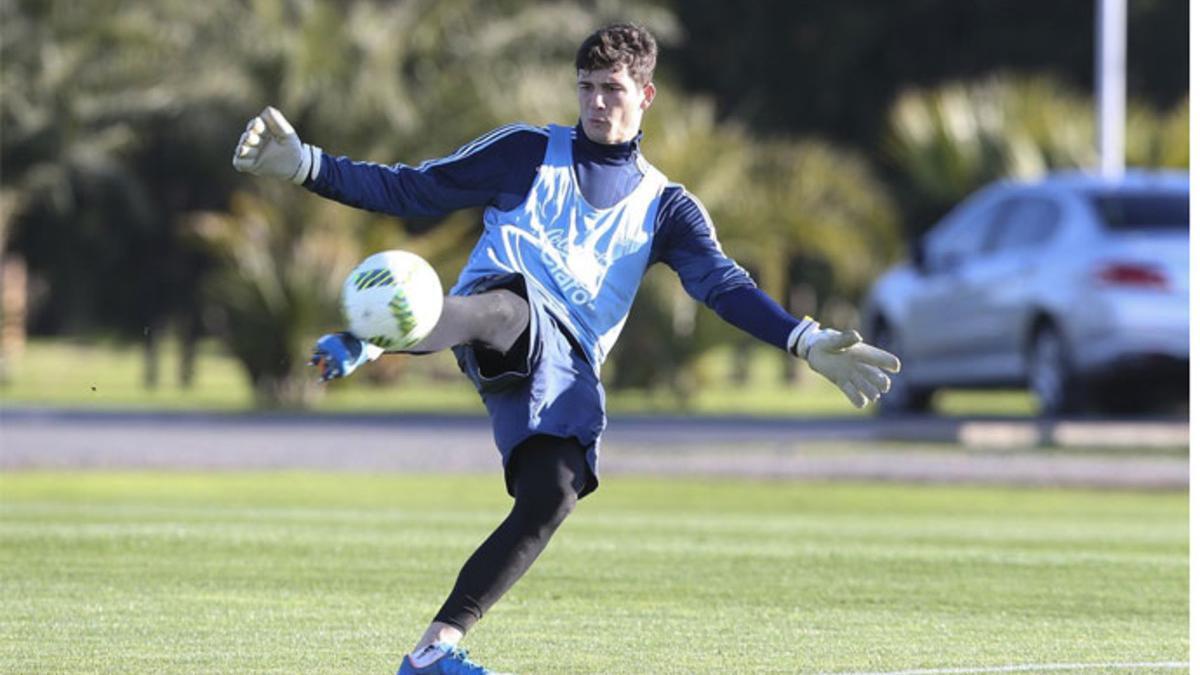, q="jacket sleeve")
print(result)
[652,187,800,351]
[305,124,547,219]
